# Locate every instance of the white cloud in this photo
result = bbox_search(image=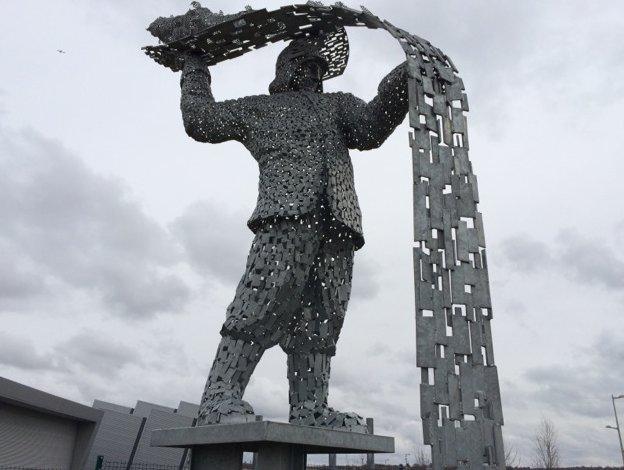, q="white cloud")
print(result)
[502,230,624,294]
[54,330,141,377]
[0,332,57,371]
[0,126,191,318]
[170,200,251,284]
